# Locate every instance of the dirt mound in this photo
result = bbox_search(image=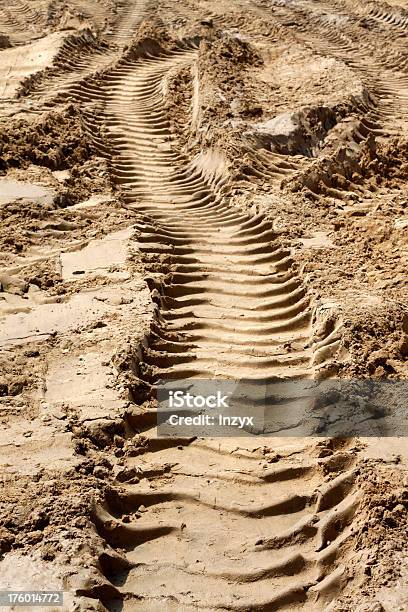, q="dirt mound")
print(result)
[161,27,265,161]
[329,462,408,611]
[339,306,408,378]
[0,467,102,557]
[286,134,408,198]
[196,31,263,151]
[3,103,112,186]
[0,104,93,173]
